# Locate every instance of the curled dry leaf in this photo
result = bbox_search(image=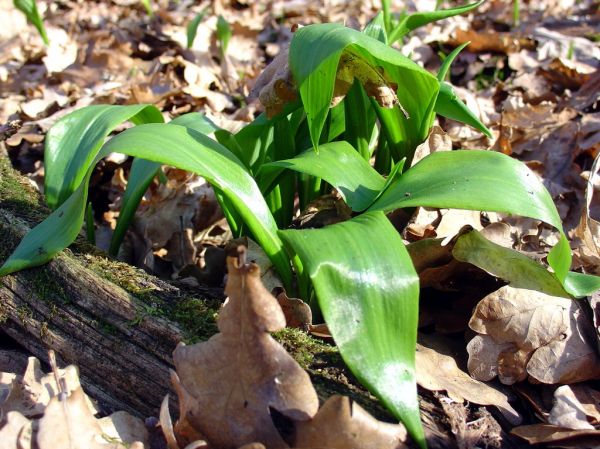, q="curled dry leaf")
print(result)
[549,385,594,430]
[172,246,319,449]
[416,335,521,425]
[272,287,312,330]
[512,423,600,447]
[0,356,95,418]
[253,45,401,118]
[37,386,138,449]
[0,411,32,448]
[293,395,407,449]
[467,286,600,385]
